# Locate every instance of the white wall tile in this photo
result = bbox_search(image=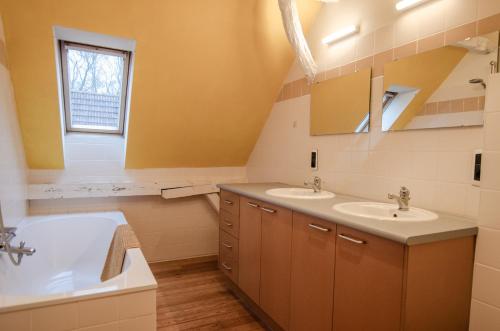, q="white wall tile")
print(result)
[350,151,369,174]
[444,0,478,28]
[404,179,437,210]
[485,74,500,113]
[77,322,119,331]
[465,186,481,219]
[411,152,438,180]
[481,152,500,190]
[117,290,156,320]
[0,310,30,331]
[374,24,394,54]
[417,0,446,37]
[356,32,374,59]
[472,264,500,308]
[0,55,27,227]
[484,112,500,151]
[473,61,500,327]
[475,227,500,269]
[394,11,420,46]
[117,314,155,331]
[479,190,500,229]
[436,151,473,184]
[470,299,500,331]
[478,0,500,19]
[32,303,78,331]
[78,296,119,328]
[434,182,468,215]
